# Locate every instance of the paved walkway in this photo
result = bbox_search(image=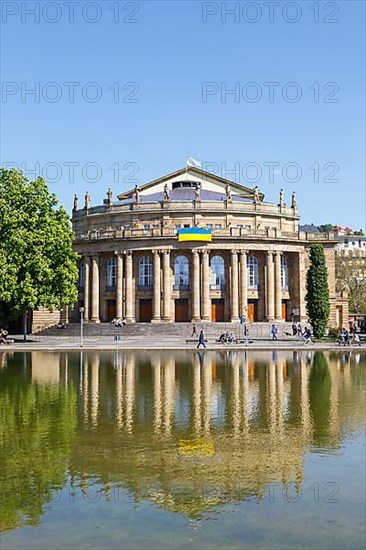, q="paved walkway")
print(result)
[2,334,365,351]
